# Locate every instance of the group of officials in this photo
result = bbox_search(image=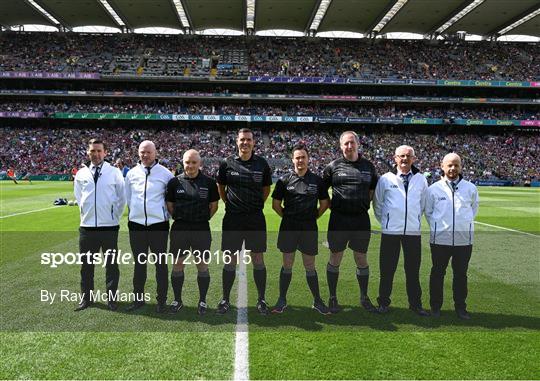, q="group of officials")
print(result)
[74,128,479,319]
